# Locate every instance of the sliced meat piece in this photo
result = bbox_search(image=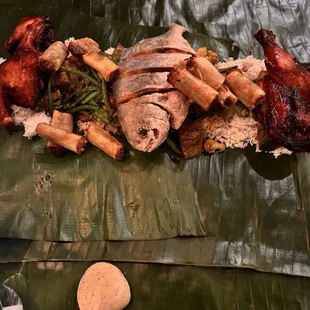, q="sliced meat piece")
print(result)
[120,23,196,60]
[122,91,190,130]
[118,101,170,152]
[112,72,174,104]
[178,120,204,159]
[68,38,101,56]
[119,53,190,78]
